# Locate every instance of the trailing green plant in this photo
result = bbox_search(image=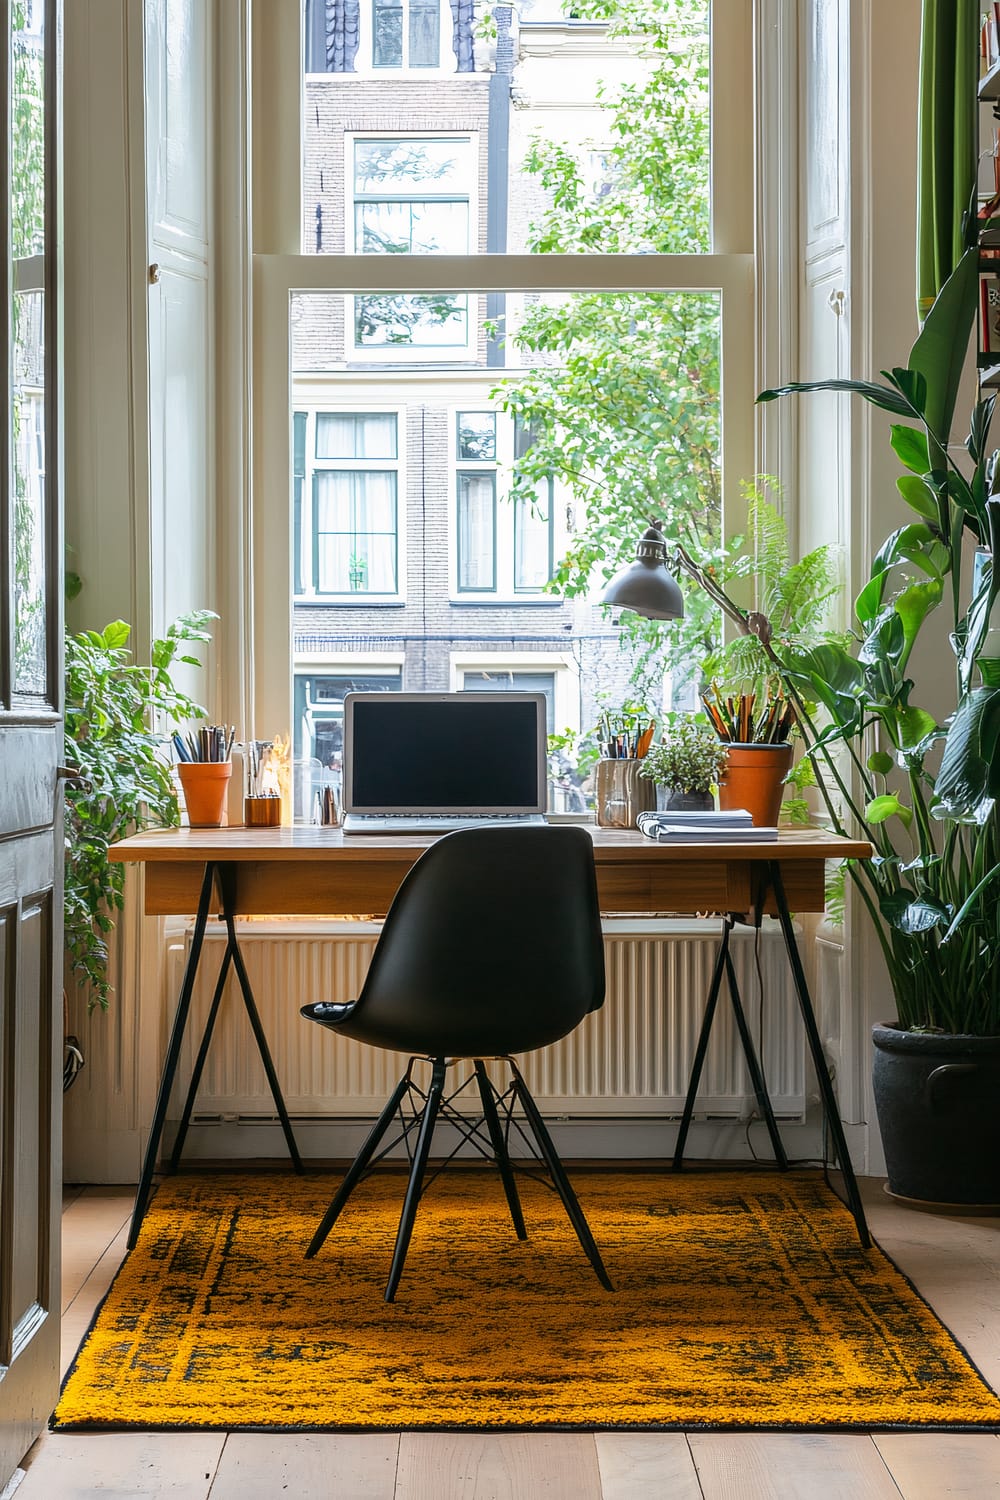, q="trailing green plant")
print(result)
[639,716,728,794]
[754,244,1000,1035]
[64,612,215,1008]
